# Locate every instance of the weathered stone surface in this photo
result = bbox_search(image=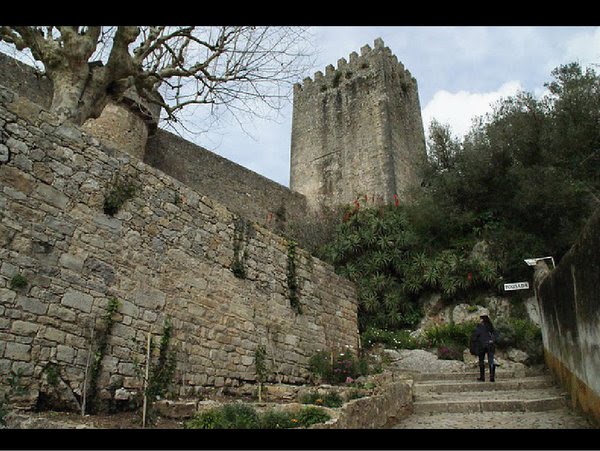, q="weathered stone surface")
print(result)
[537,208,600,426]
[153,400,198,419]
[5,342,31,361]
[290,39,426,210]
[60,289,93,313]
[0,82,359,411]
[33,183,69,209]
